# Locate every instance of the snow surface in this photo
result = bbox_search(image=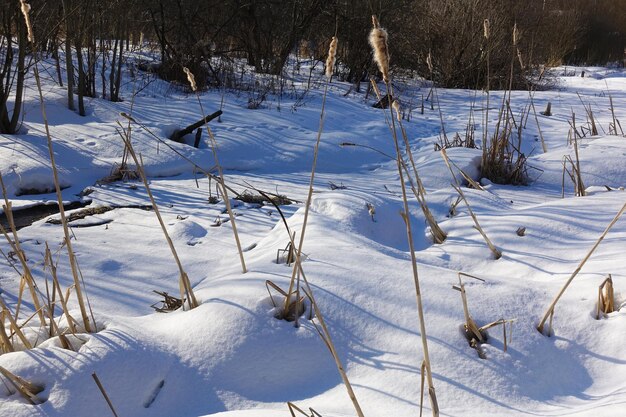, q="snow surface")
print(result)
[0,61,626,417]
